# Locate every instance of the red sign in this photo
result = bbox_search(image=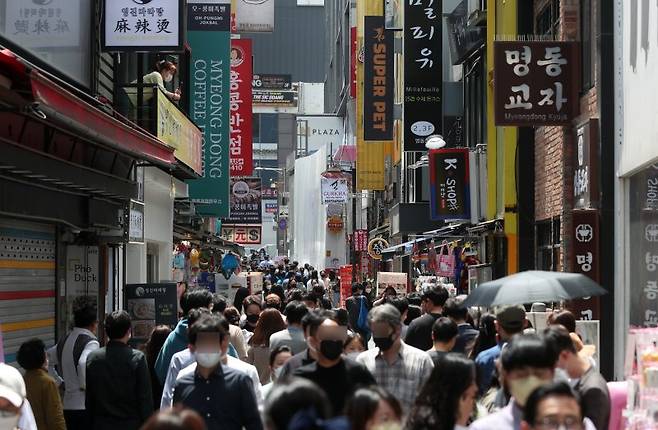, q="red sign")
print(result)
[230,38,253,176]
[350,26,357,98]
[569,209,600,320]
[353,229,369,252]
[339,265,353,307]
